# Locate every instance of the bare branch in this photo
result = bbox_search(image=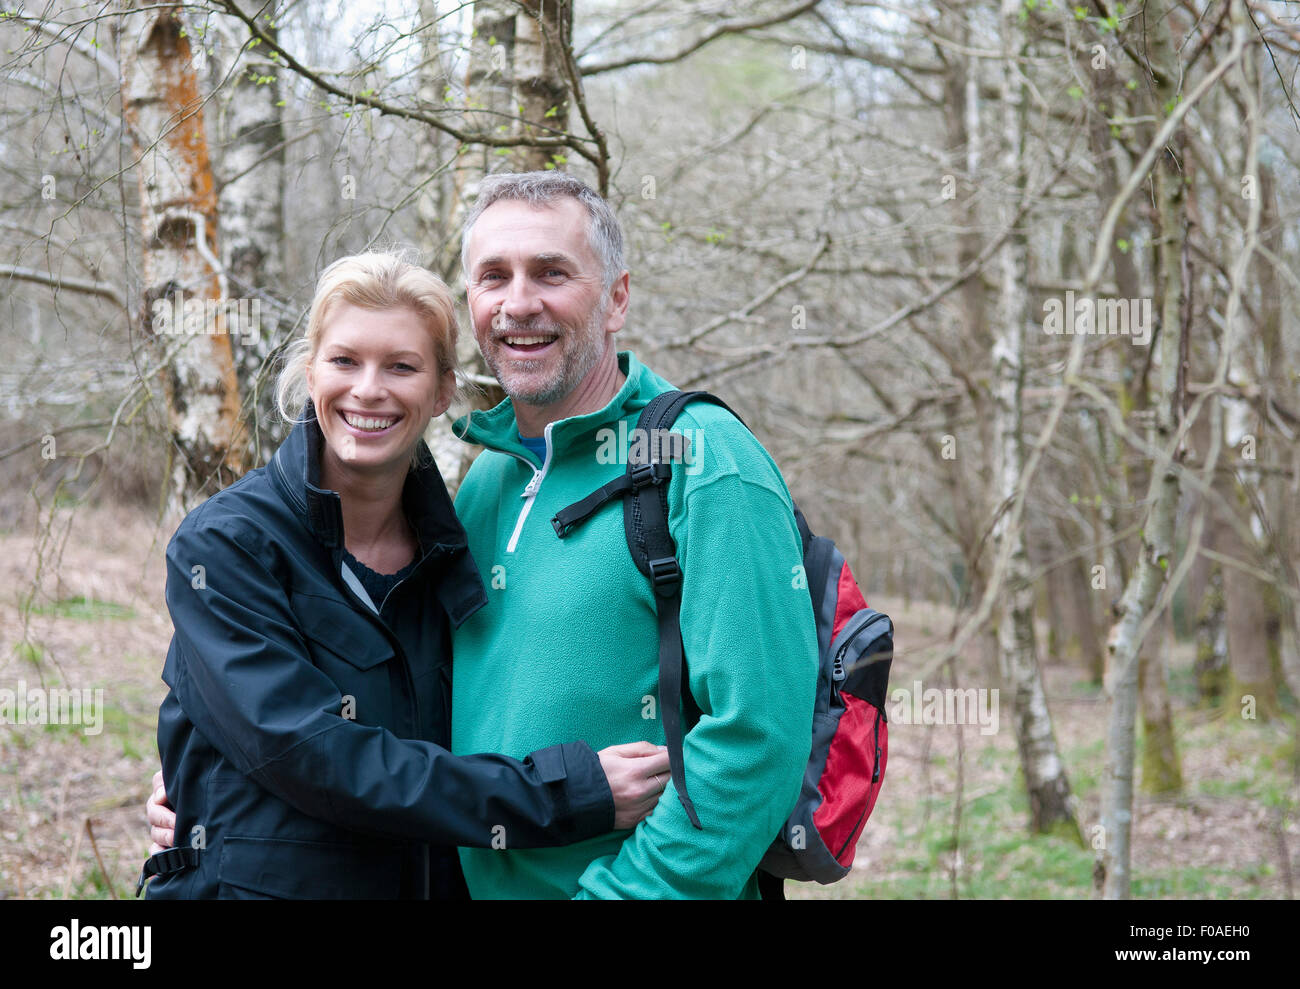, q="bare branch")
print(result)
[579,0,823,75]
[0,263,128,311]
